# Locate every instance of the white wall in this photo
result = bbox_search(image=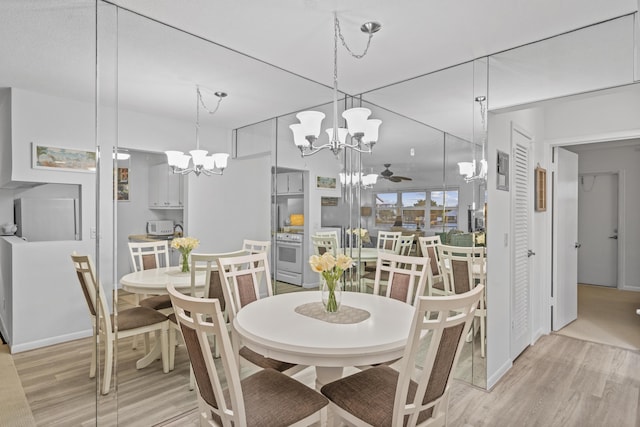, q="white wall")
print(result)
[0,89,11,187]
[186,154,272,253]
[0,87,235,351]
